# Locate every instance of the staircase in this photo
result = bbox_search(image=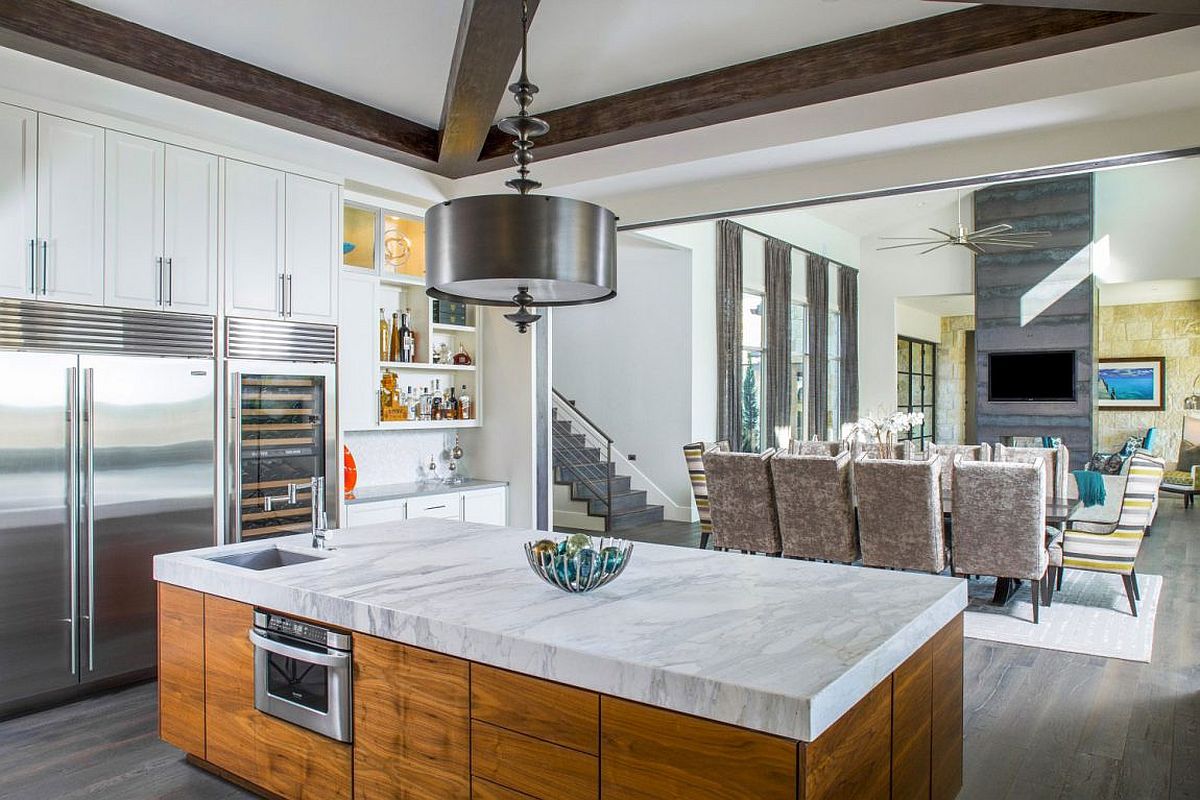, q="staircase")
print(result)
[552,396,664,532]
